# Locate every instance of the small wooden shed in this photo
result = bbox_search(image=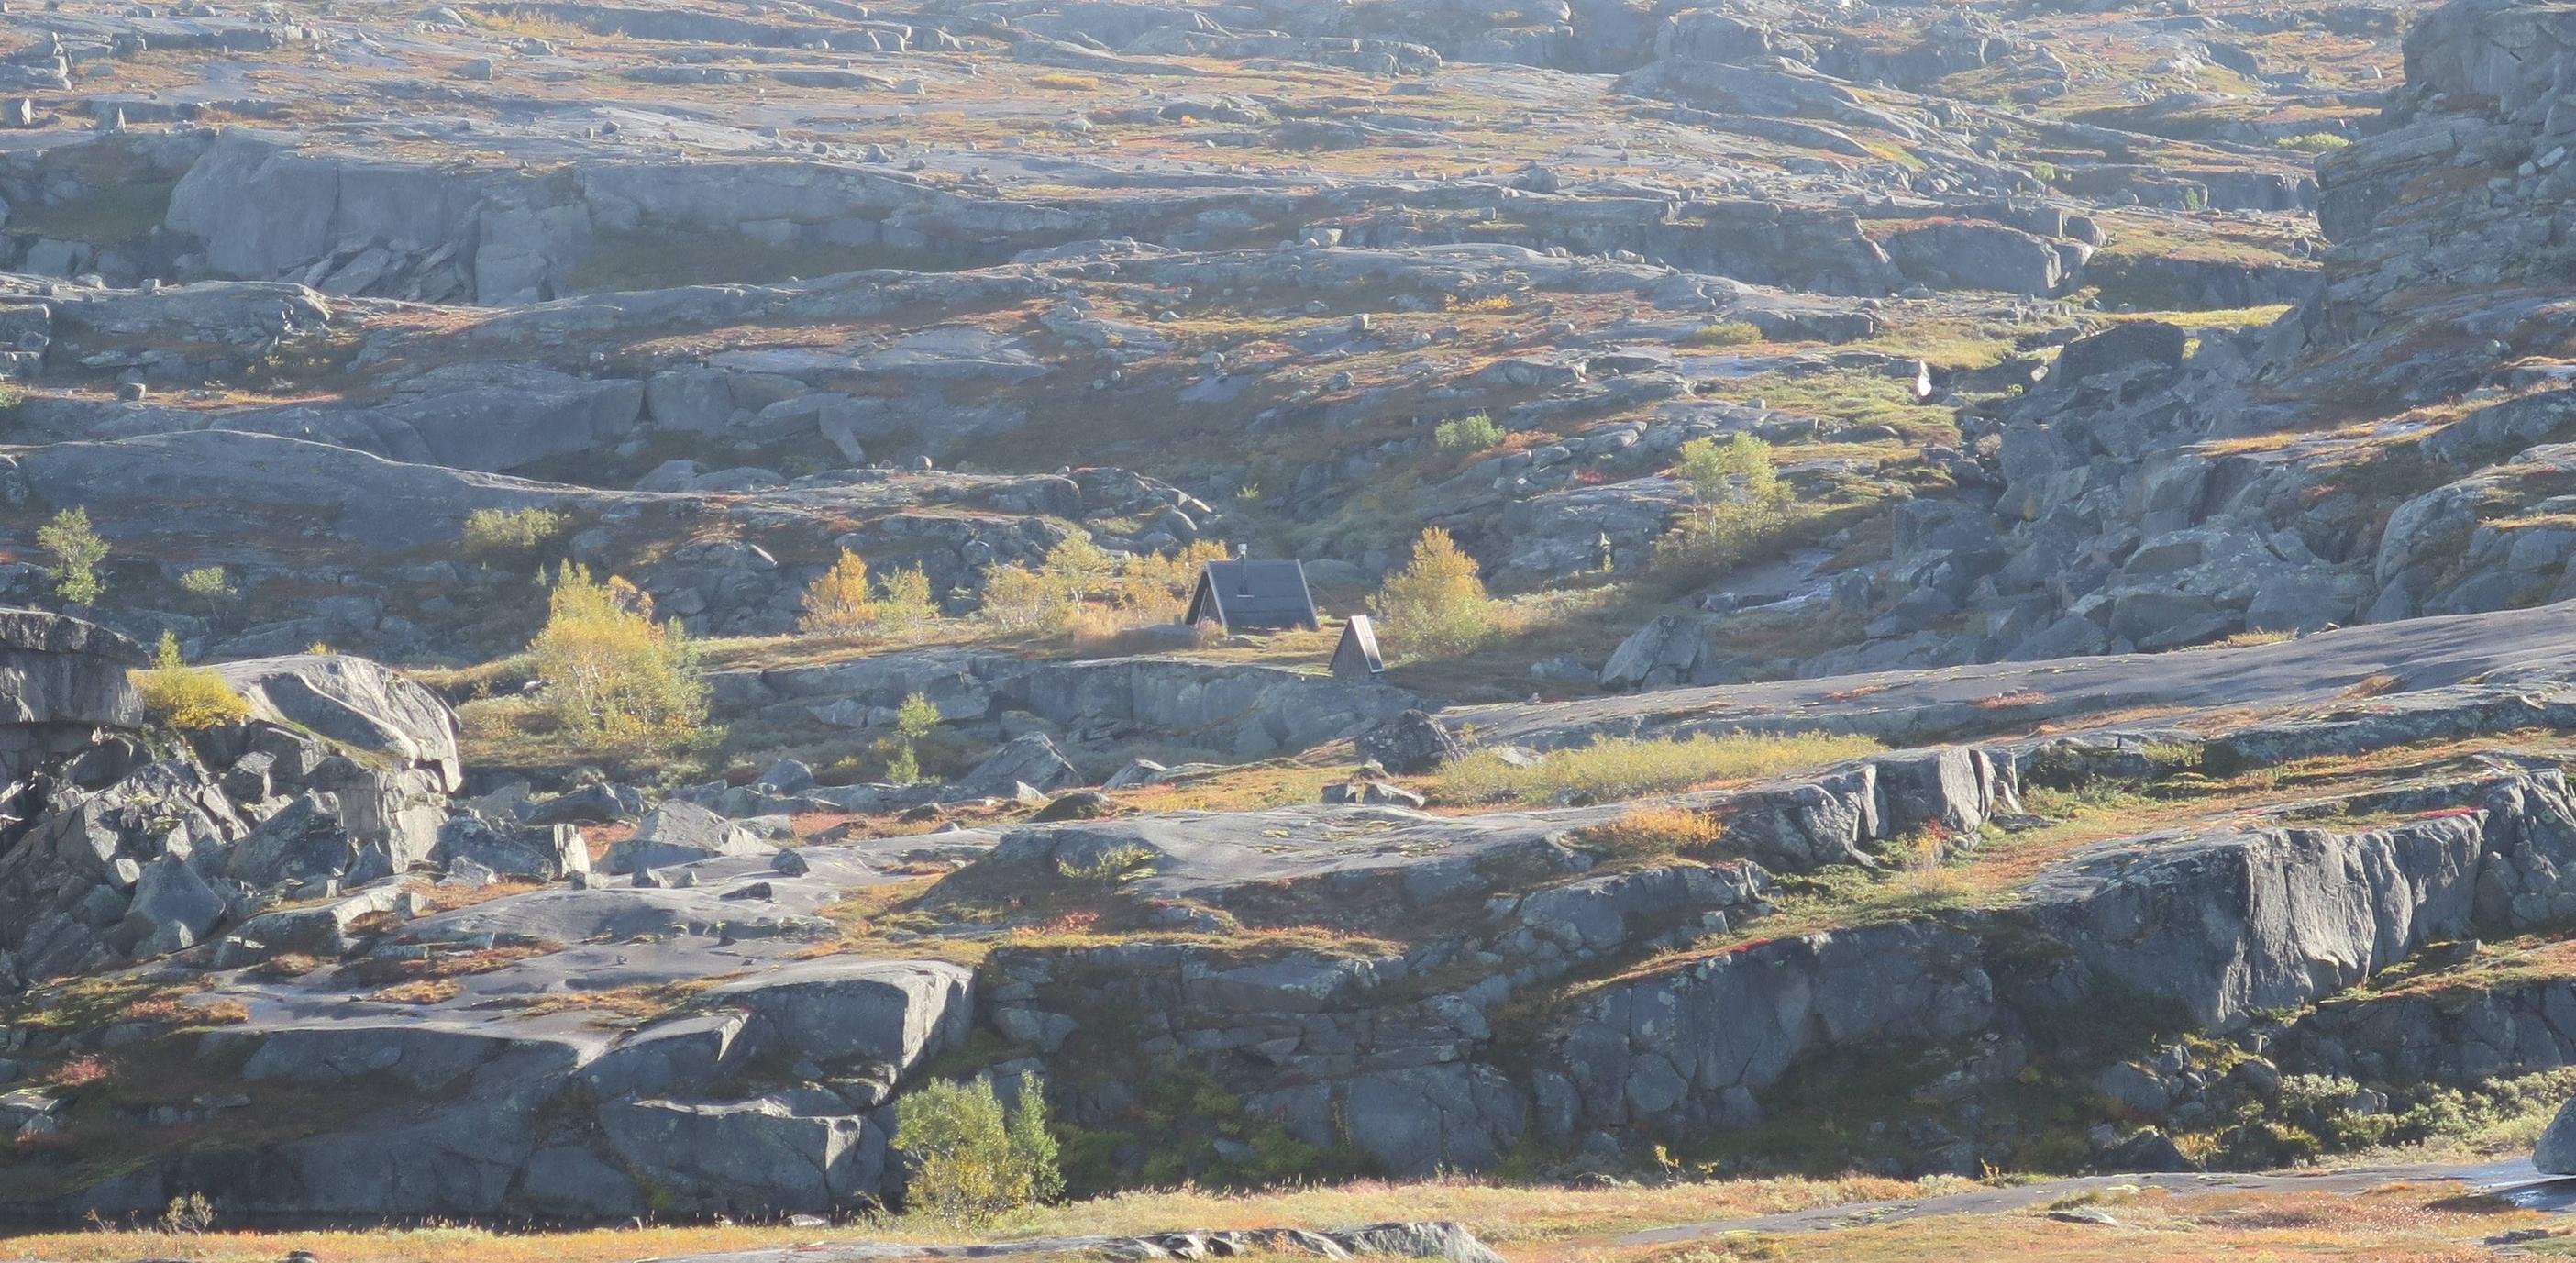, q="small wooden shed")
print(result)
[1184,559,1320,632]
[1331,615,1386,682]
